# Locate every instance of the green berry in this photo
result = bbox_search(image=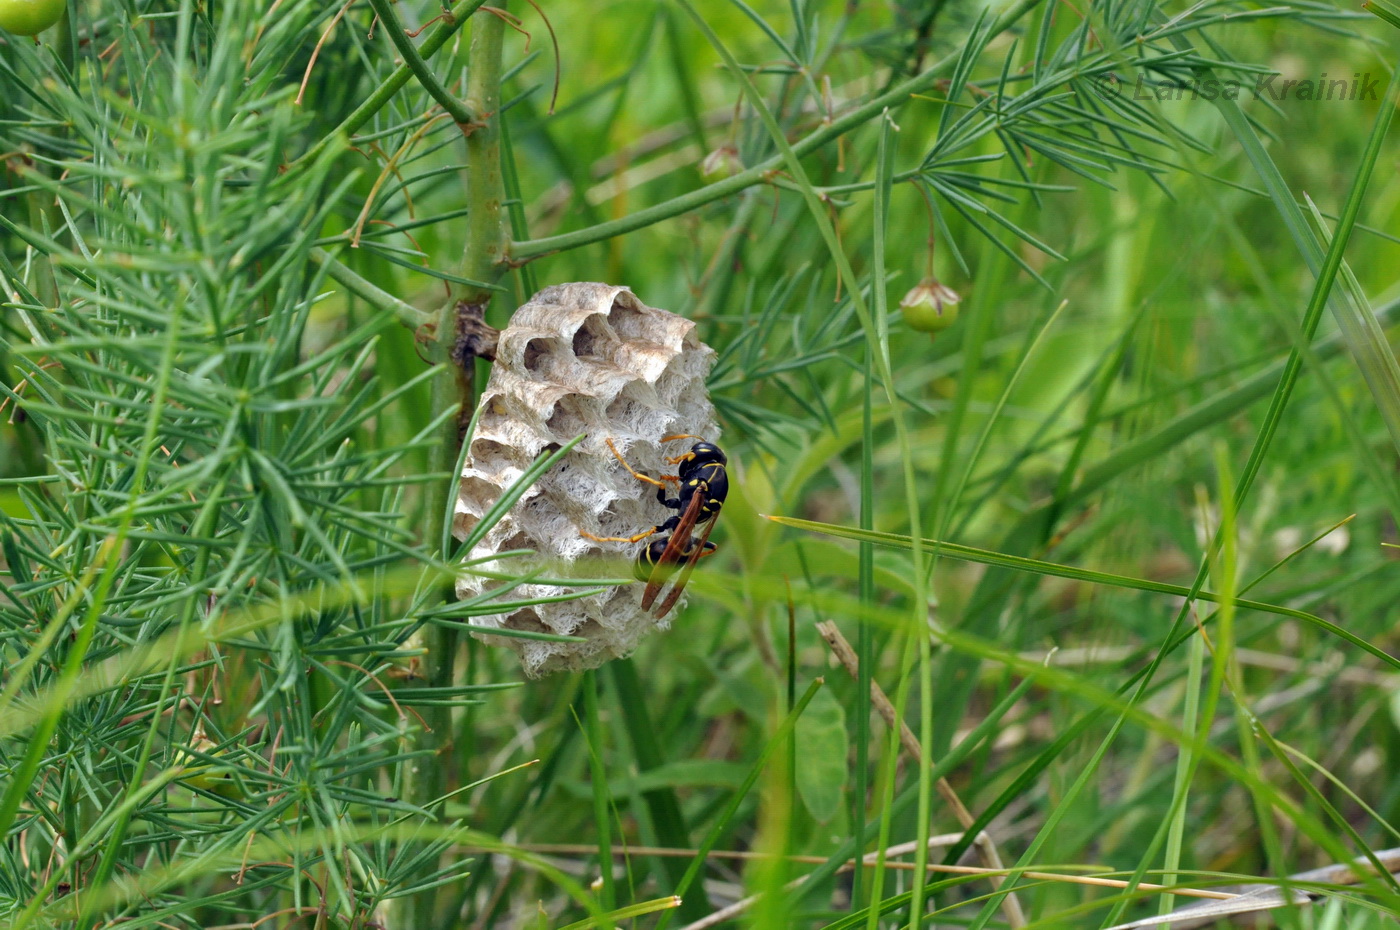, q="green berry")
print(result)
[0,0,65,36]
[176,738,243,799]
[899,277,961,333]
